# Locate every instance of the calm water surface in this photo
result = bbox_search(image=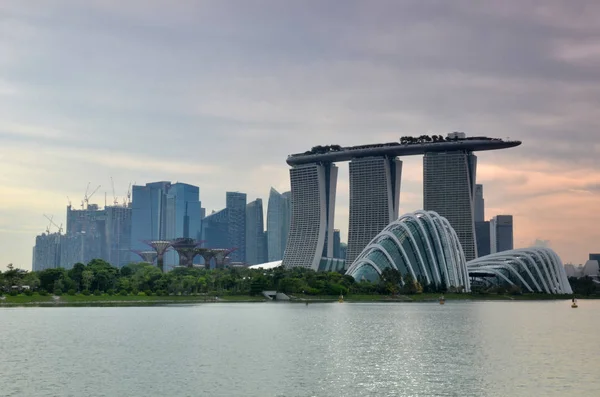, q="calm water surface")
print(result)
[1,301,599,397]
